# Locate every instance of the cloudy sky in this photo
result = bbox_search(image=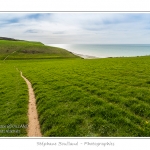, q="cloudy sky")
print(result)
[0,13,150,44]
